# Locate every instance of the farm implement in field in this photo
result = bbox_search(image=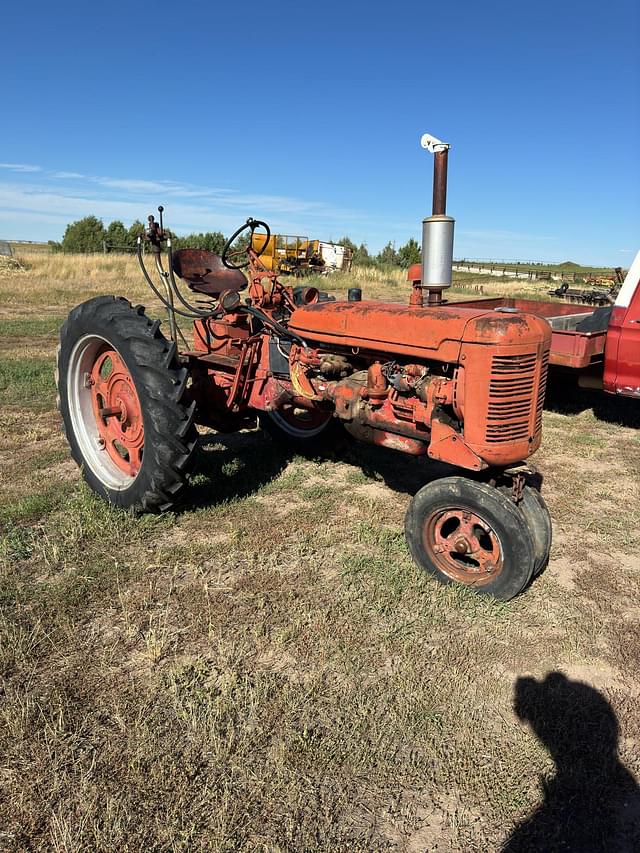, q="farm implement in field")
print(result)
[57,135,552,600]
